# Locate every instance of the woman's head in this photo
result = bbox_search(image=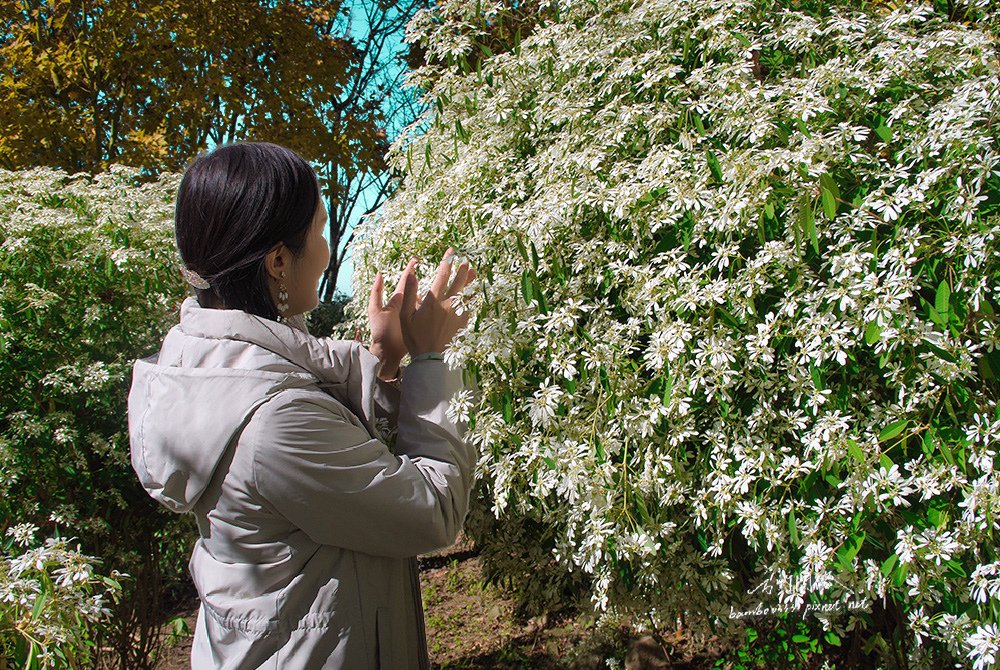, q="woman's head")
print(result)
[175,142,330,319]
